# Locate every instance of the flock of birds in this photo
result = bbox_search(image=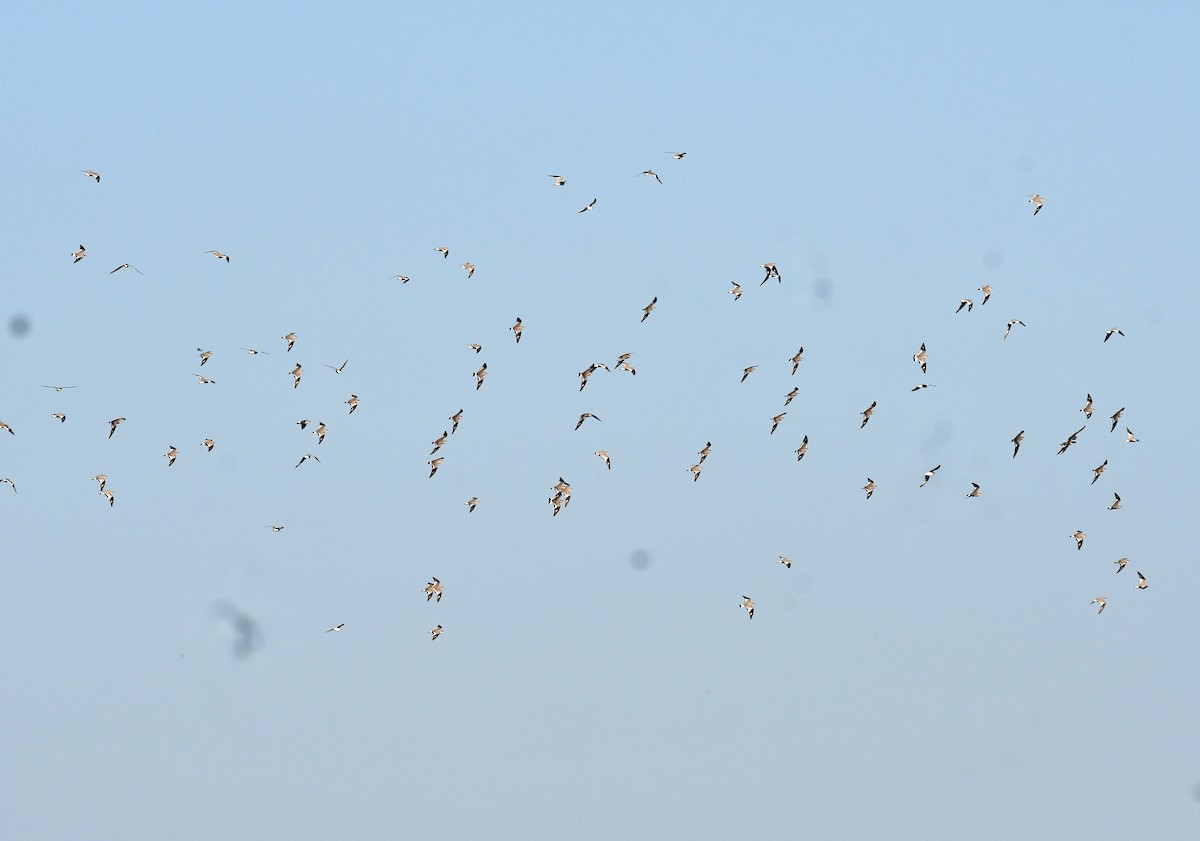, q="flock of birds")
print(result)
[19,170,1145,647]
